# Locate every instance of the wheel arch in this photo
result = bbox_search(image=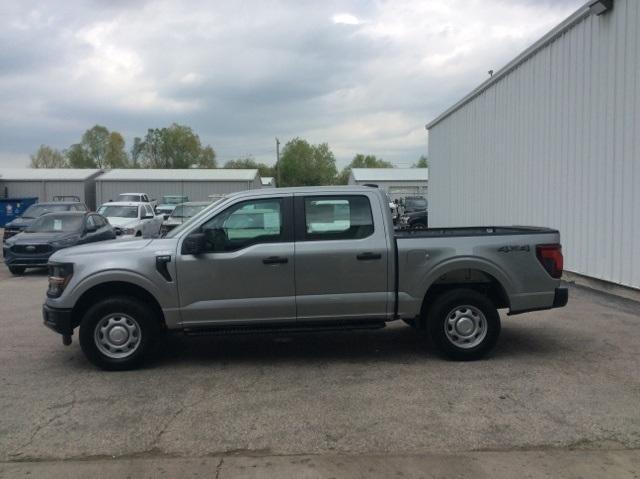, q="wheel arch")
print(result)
[71,281,166,330]
[416,266,510,329]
